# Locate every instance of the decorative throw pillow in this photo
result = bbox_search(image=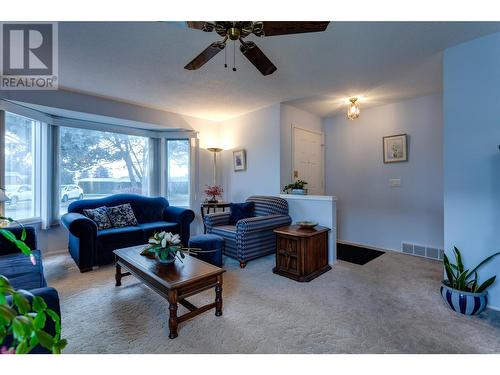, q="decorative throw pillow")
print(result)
[106,203,139,228]
[229,202,255,225]
[82,206,112,230]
